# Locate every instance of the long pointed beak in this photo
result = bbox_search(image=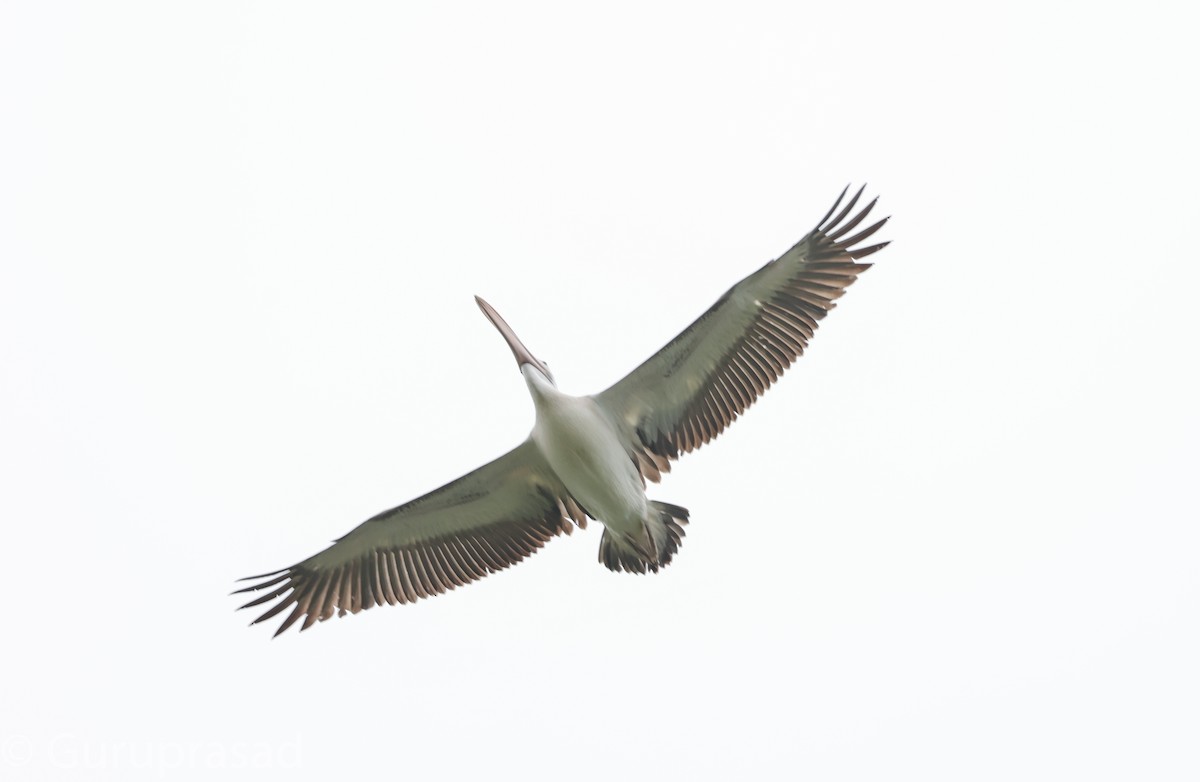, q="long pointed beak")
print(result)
[475,296,548,376]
